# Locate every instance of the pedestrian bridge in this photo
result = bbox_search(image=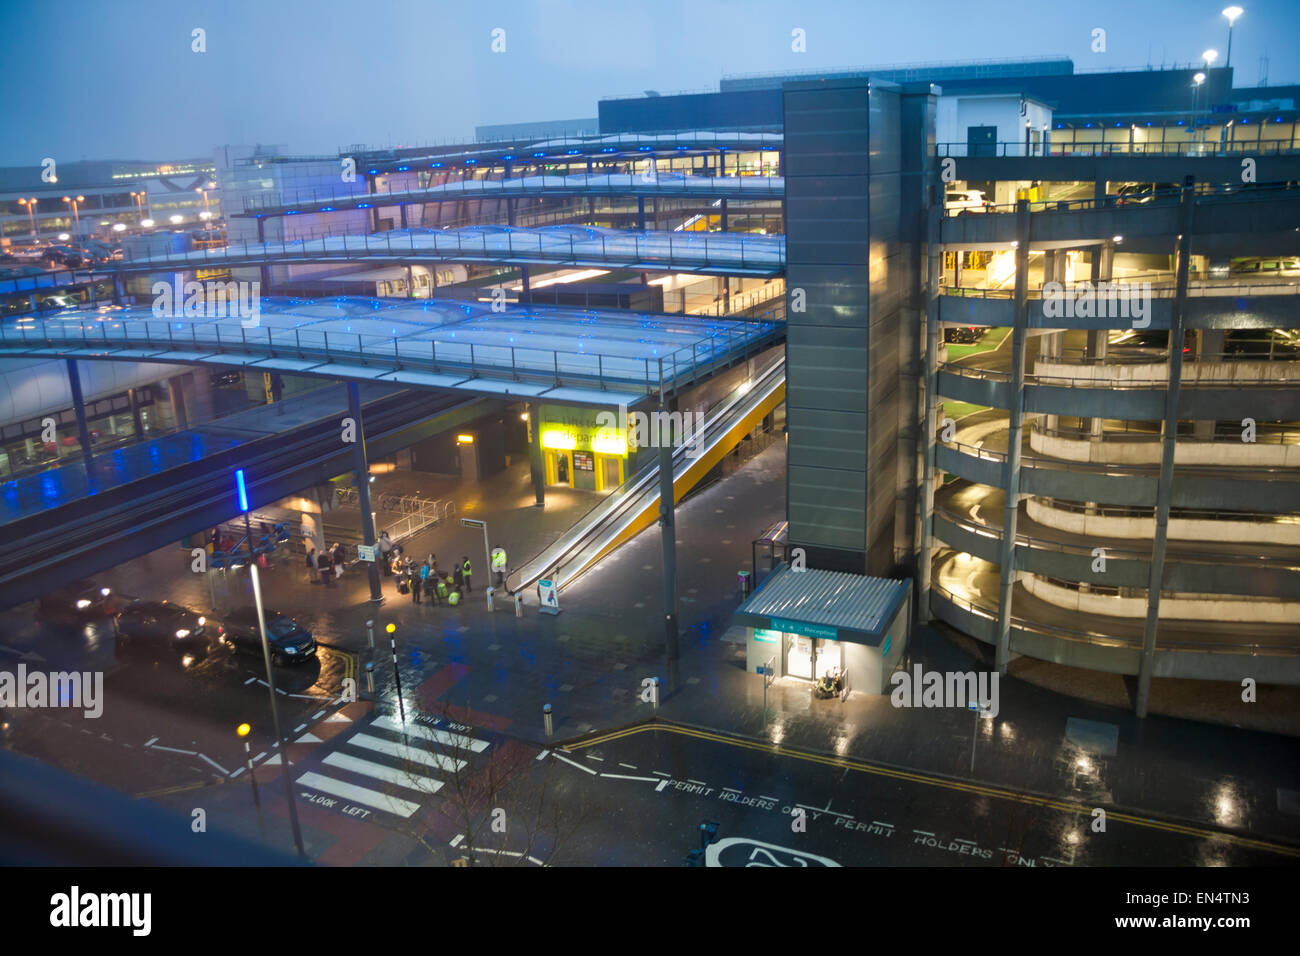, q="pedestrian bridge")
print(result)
[239,173,784,217]
[113,225,786,278]
[0,296,784,408]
